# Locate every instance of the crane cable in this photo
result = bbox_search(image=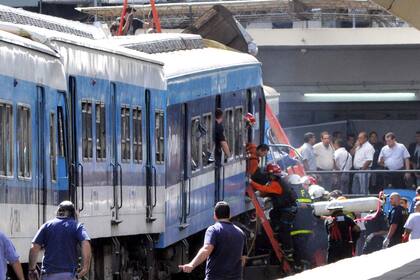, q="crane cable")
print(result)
[117,0,128,36]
